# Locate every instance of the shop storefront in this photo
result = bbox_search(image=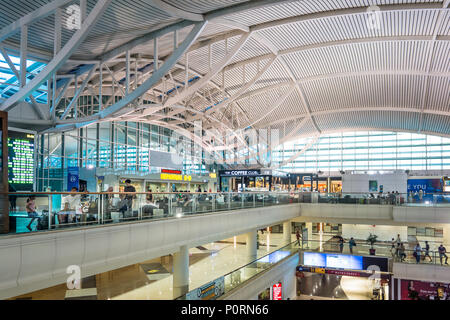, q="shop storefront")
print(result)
[97,168,216,194]
[289,174,342,192]
[218,169,290,192]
